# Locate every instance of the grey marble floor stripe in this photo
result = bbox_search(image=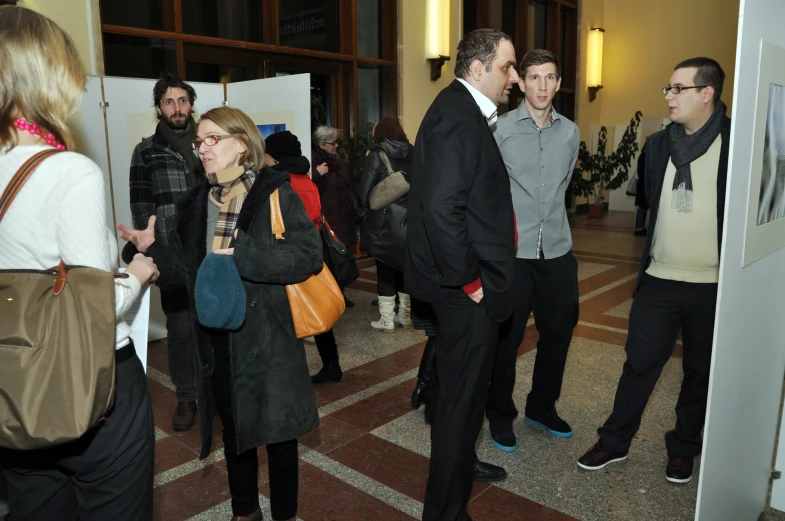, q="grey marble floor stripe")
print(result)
[154,449,226,488]
[154,426,169,441]
[579,273,639,303]
[317,368,419,418]
[299,450,424,518]
[147,366,176,392]
[185,495,304,521]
